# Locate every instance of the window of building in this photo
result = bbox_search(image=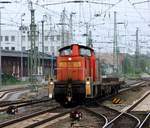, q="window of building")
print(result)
[0,36,3,41]
[44,46,48,52]
[57,35,60,41]
[35,35,38,41]
[50,35,54,41]
[22,47,26,51]
[11,36,15,42]
[0,47,3,50]
[50,46,54,52]
[22,36,25,41]
[45,36,48,41]
[11,47,15,51]
[28,35,31,41]
[5,47,9,50]
[5,36,9,41]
